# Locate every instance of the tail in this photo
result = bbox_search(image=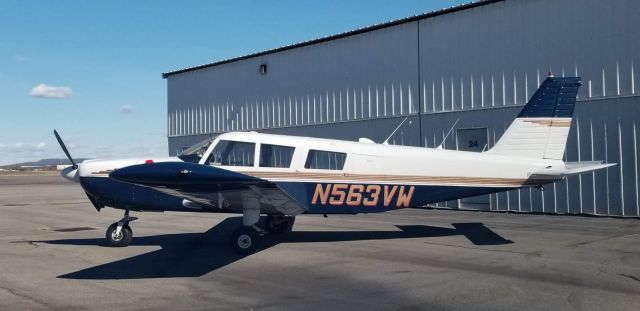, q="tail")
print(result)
[488,76,581,160]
